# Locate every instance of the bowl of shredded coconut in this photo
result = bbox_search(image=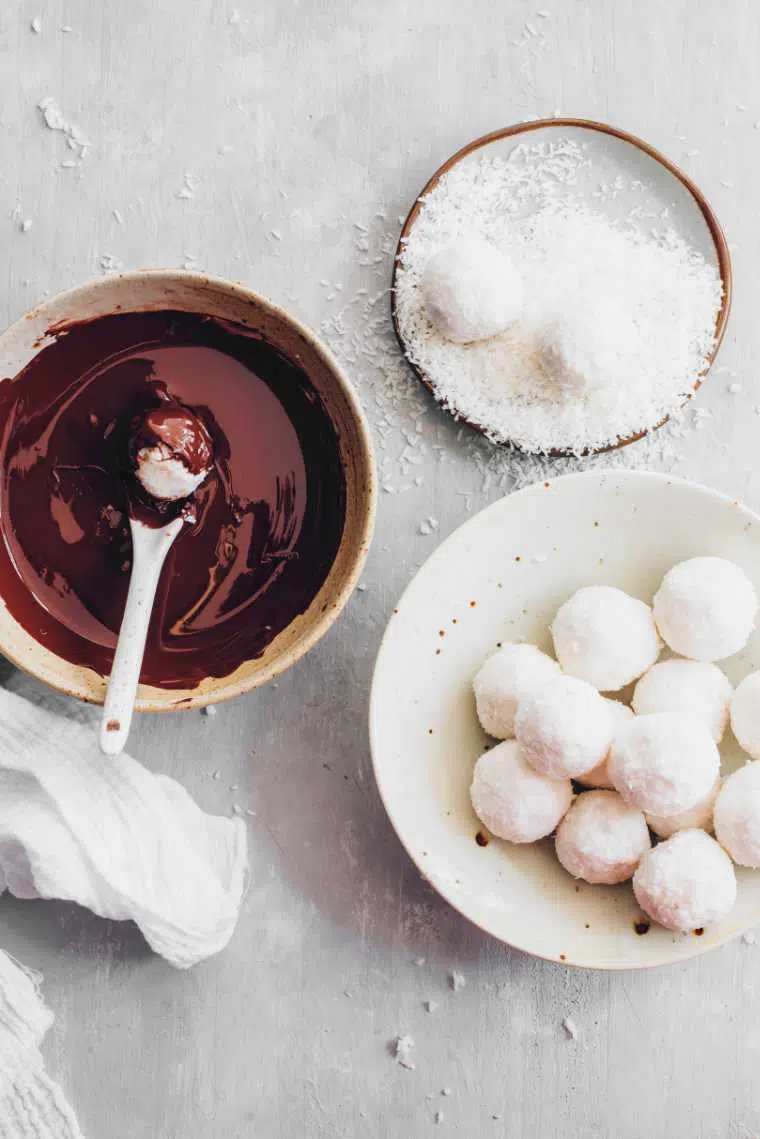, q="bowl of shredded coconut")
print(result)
[392,119,730,456]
